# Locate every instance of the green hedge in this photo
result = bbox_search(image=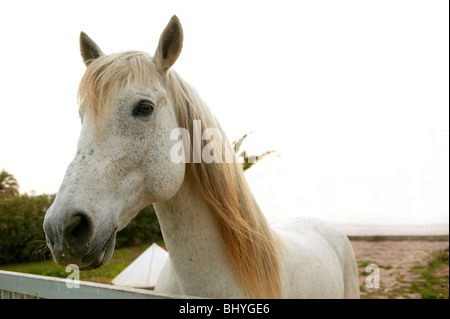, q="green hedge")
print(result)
[0,194,162,265]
